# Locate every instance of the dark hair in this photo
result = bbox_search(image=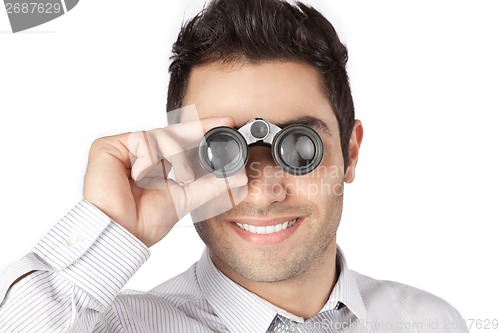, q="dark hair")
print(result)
[167,0,355,170]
